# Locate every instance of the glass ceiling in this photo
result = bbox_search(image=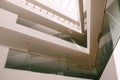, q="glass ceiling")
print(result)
[35,0,78,21]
